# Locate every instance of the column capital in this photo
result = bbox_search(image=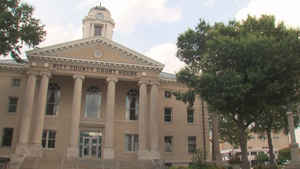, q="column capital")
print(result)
[287,112,293,116]
[40,72,51,77]
[73,74,85,80]
[26,71,39,76]
[138,79,149,86]
[150,81,160,86]
[106,77,118,83]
